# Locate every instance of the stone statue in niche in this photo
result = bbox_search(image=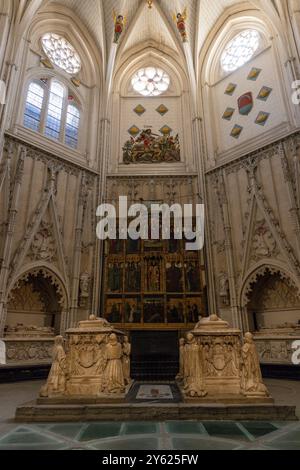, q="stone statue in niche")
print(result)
[123,129,180,164]
[40,336,66,397]
[219,272,230,306]
[79,272,90,308]
[241,333,269,397]
[183,333,207,397]
[102,333,125,394]
[122,336,131,385]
